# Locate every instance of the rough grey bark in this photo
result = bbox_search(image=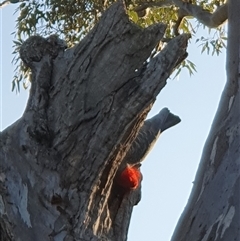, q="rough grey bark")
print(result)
[0,1,189,241]
[171,0,240,240]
